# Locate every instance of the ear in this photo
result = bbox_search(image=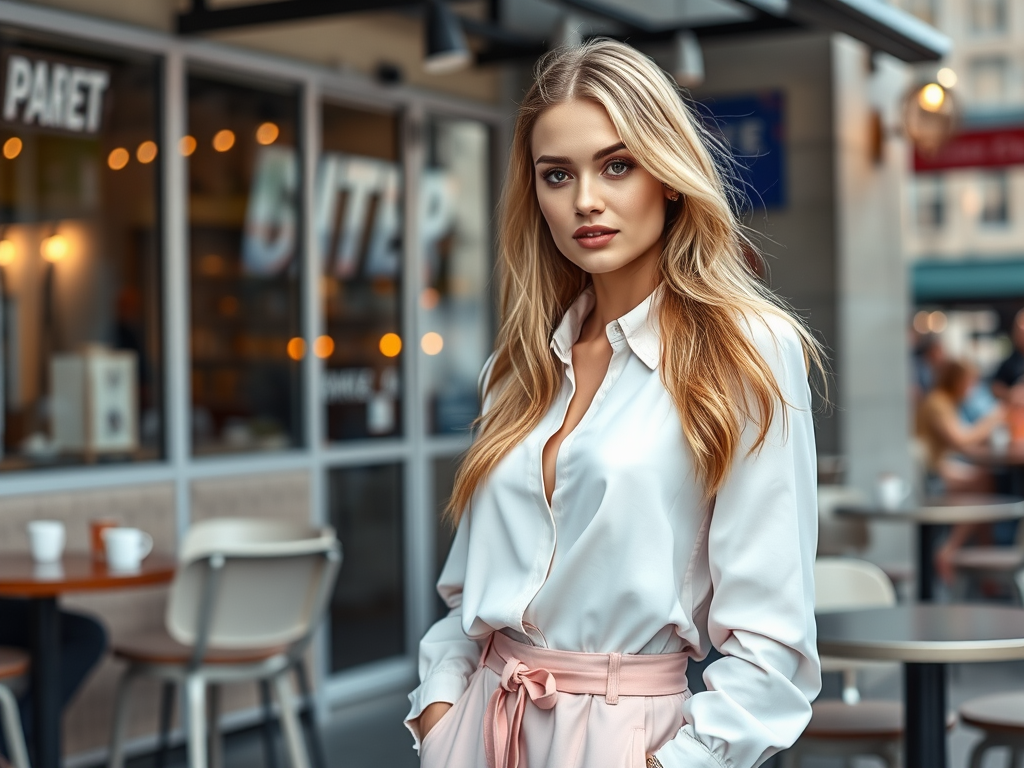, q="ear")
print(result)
[662,185,680,202]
